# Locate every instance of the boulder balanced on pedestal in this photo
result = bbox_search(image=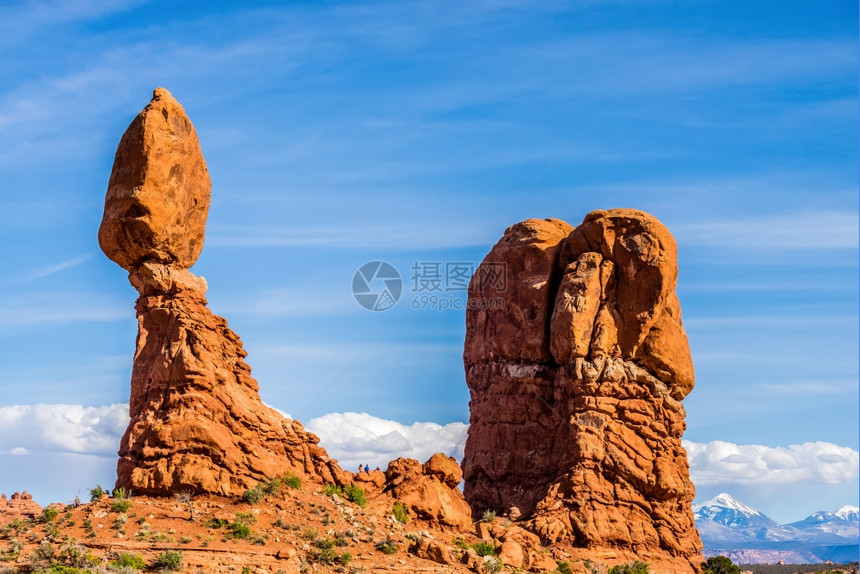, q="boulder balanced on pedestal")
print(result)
[99,89,348,496]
